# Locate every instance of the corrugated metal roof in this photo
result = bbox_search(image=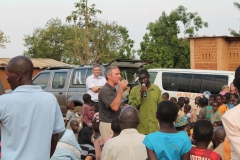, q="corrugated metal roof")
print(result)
[0,58,70,69]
